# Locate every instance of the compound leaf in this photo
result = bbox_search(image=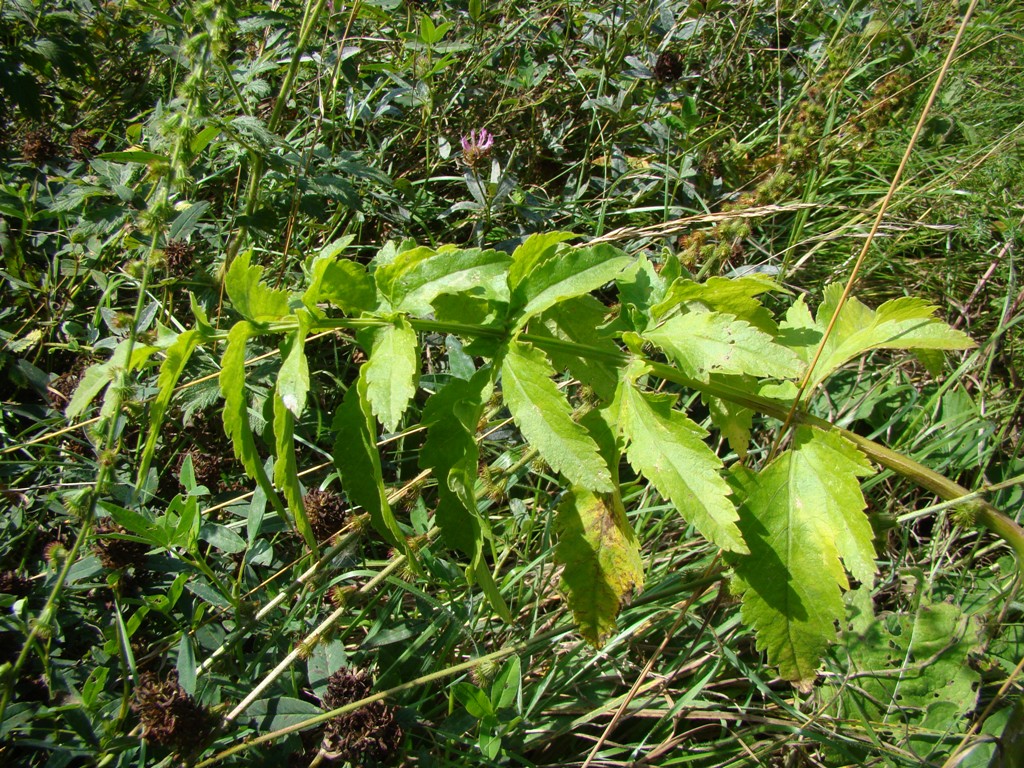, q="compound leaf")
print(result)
[728,426,876,689]
[555,486,643,646]
[224,252,291,321]
[501,340,612,493]
[619,379,746,553]
[303,256,376,315]
[530,295,620,402]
